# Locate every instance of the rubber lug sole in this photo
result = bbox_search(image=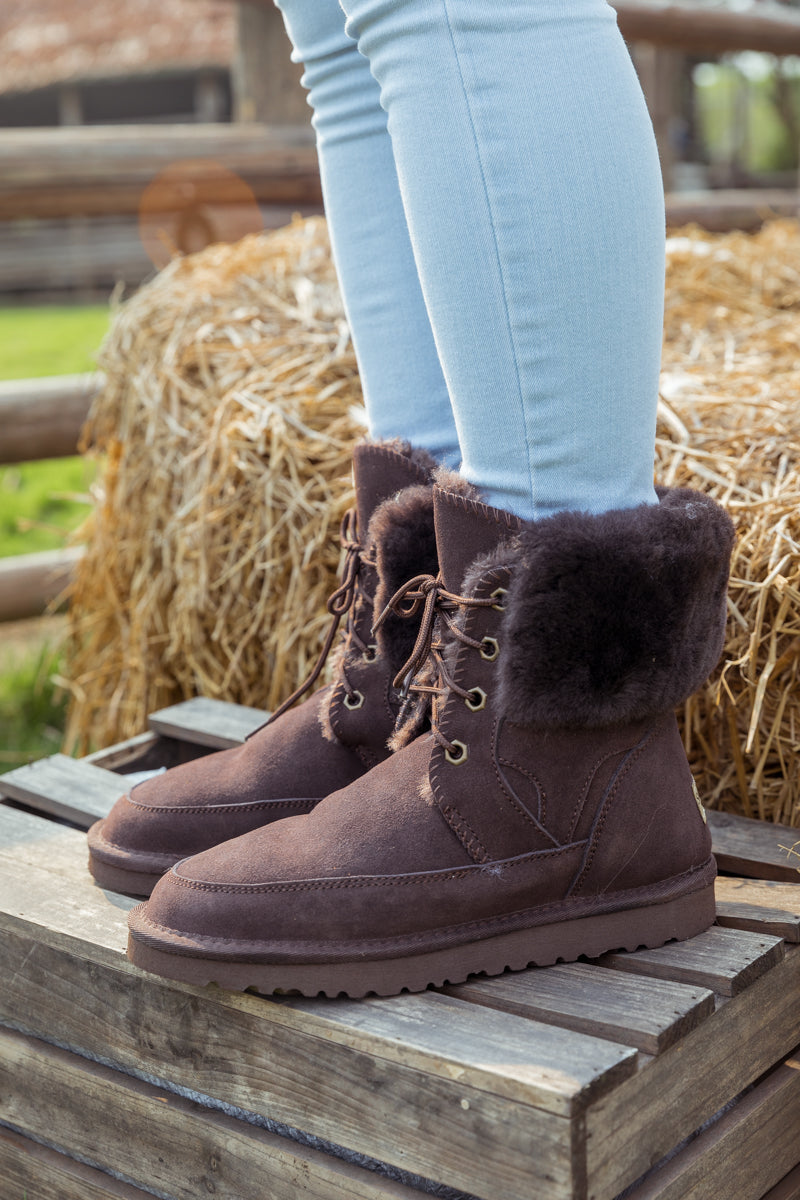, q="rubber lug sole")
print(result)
[126,883,716,998]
